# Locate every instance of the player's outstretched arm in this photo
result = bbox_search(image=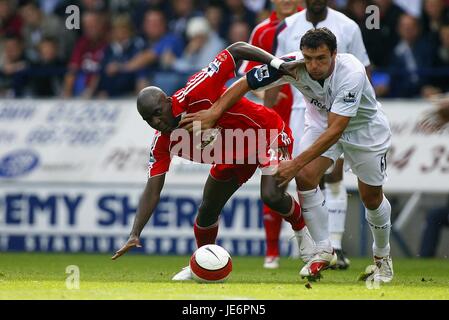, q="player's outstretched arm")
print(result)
[179,43,300,131]
[111,174,166,260]
[227,42,277,66]
[275,113,351,187]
